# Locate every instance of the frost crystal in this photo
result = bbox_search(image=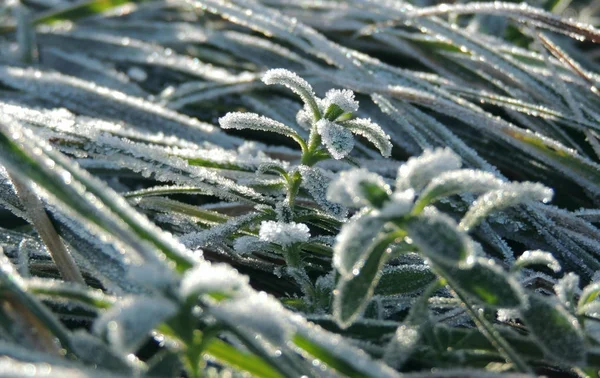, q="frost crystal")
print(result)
[316,119,354,160]
[327,168,391,207]
[323,89,359,113]
[258,221,310,247]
